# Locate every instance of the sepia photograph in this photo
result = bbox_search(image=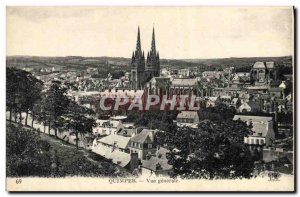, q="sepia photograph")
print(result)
[5,6,295,192]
